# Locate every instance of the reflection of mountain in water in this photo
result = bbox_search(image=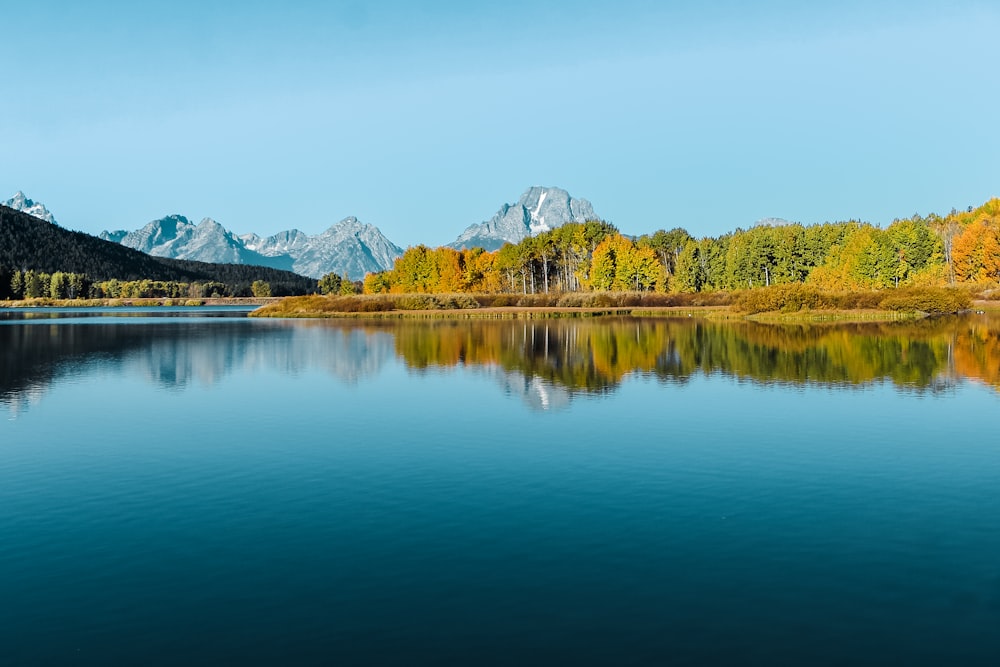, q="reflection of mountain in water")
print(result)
[488,367,572,412]
[129,322,395,389]
[0,319,396,415]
